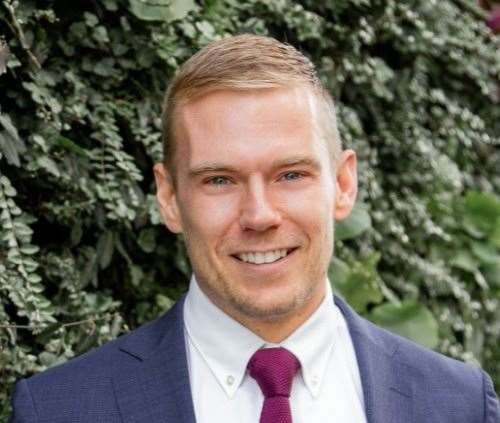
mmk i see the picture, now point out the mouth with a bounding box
[231,247,298,265]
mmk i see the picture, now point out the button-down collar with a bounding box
[183,275,340,399]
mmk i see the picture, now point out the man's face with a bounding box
[155,86,357,327]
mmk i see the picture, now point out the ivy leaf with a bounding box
[129,0,198,22]
[463,191,500,235]
[369,300,439,349]
[329,253,383,313]
[450,249,478,273]
[470,241,499,265]
[335,202,372,241]
[482,262,500,289]
[36,156,60,178]
[54,136,89,158]
[0,132,21,167]
[39,351,67,368]
[36,323,62,344]
[0,114,26,167]
[155,293,174,312]
[138,228,156,253]
[0,113,20,141]
[97,231,114,269]
[489,217,500,249]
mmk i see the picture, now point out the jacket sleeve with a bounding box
[8,379,38,423]
[483,370,500,423]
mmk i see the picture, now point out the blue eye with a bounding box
[281,172,302,181]
[207,176,230,186]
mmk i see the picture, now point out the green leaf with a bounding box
[329,253,383,313]
[54,136,89,158]
[0,114,20,141]
[110,314,124,337]
[39,351,66,368]
[369,300,439,349]
[97,231,114,269]
[155,293,174,311]
[335,202,371,241]
[470,241,499,265]
[129,264,144,286]
[36,323,62,344]
[129,0,197,22]
[36,156,60,178]
[489,217,500,249]
[482,262,500,289]
[103,0,119,11]
[71,222,83,246]
[463,191,500,234]
[450,249,478,273]
[20,245,39,255]
[138,228,156,253]
[0,131,26,167]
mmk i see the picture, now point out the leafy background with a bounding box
[0,0,499,419]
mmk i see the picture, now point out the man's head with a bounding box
[154,34,357,340]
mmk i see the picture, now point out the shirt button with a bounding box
[312,375,319,385]
[226,375,235,386]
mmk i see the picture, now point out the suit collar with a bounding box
[112,296,196,423]
[113,293,415,423]
[335,295,415,423]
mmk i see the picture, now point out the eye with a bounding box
[205,176,231,186]
[280,171,303,181]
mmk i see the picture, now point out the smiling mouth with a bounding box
[232,248,298,265]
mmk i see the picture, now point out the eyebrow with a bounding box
[187,155,322,178]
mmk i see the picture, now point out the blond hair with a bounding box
[161,34,341,174]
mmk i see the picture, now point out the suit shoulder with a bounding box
[364,316,484,389]
[25,306,176,392]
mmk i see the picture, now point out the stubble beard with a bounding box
[196,253,326,325]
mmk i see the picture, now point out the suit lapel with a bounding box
[112,297,196,423]
[335,296,415,423]
[110,291,416,423]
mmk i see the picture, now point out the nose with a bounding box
[239,180,282,231]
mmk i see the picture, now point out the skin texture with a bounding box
[154,86,357,342]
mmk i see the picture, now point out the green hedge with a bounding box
[1,0,499,418]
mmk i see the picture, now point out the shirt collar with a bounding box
[183,274,340,399]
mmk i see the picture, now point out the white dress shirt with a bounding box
[183,275,367,423]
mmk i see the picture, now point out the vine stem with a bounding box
[0,315,110,330]
[2,0,41,69]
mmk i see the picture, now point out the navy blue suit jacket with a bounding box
[10,296,500,422]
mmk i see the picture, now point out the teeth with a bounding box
[237,249,289,264]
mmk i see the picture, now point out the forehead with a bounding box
[175,87,327,172]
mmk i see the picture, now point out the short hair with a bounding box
[161,34,341,176]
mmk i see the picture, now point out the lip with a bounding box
[231,246,298,256]
[229,247,299,274]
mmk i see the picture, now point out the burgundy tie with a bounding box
[247,347,301,423]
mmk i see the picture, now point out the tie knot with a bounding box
[247,347,300,399]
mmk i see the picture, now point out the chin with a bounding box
[230,285,306,321]
[233,299,299,322]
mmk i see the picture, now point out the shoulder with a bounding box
[335,294,499,421]
[336,296,484,385]
[11,299,185,419]
[368,318,499,420]
[373,317,482,384]
[26,310,167,387]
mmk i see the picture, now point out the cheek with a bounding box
[181,193,240,242]
[279,187,333,229]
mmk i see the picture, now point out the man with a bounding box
[10,34,499,423]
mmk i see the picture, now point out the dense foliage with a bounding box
[0,0,499,418]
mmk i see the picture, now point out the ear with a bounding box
[334,149,358,221]
[153,163,183,234]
